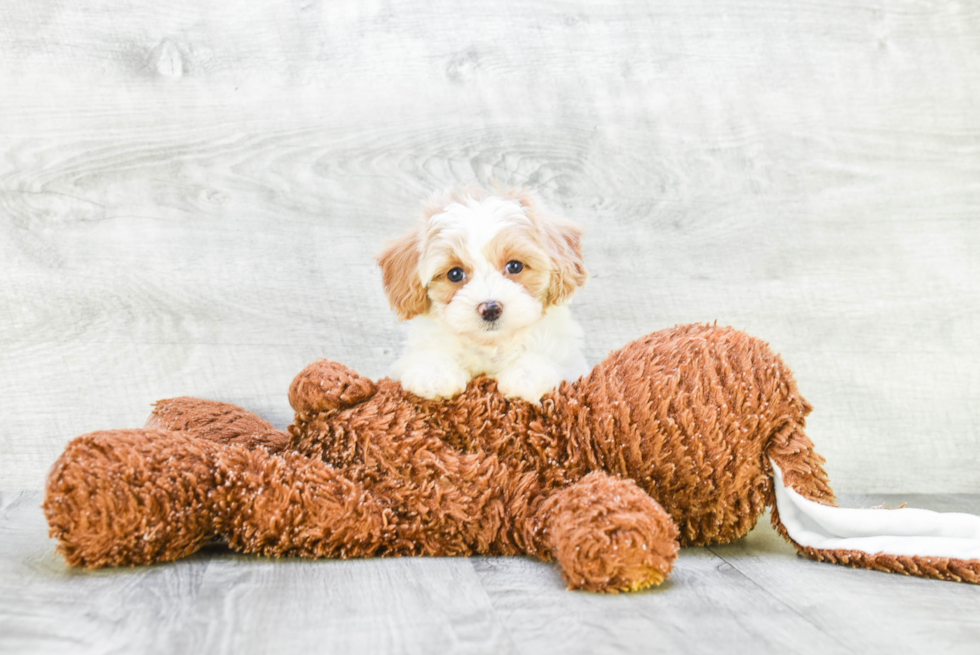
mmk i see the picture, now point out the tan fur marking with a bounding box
[510,191,589,305]
[377,229,429,320]
[427,263,469,305]
[483,229,552,301]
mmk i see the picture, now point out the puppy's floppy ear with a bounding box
[376,229,429,320]
[514,190,589,305]
[543,215,589,305]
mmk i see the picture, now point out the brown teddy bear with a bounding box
[43,323,980,592]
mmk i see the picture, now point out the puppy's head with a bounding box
[377,188,588,344]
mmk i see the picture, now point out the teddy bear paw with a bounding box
[539,472,680,592]
[289,360,377,415]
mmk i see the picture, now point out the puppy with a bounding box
[377,187,589,403]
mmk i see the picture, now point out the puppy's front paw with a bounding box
[496,363,562,404]
[398,361,469,400]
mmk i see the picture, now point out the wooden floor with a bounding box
[2,490,978,654]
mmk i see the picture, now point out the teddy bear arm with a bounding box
[288,359,378,416]
[214,444,545,561]
[208,448,402,559]
[530,472,680,592]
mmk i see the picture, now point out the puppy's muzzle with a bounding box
[478,301,503,322]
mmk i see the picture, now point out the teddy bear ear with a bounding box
[289,360,378,415]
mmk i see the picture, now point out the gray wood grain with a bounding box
[1,491,514,655]
[5,491,980,655]
[472,550,852,655]
[708,498,980,655]
[1,1,978,497]
[0,492,213,654]
[181,557,513,655]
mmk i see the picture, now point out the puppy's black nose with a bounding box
[478,300,503,322]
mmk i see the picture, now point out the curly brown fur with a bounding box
[45,429,402,567]
[290,324,821,550]
[794,546,980,583]
[45,429,221,567]
[534,472,680,592]
[43,323,978,590]
[148,397,290,452]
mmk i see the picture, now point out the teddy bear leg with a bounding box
[533,471,680,592]
[44,429,220,568]
[45,429,399,567]
[147,397,290,453]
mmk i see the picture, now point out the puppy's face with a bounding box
[378,189,588,345]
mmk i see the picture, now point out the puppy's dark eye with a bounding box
[505,260,524,274]
[447,267,466,283]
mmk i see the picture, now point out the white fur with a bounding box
[392,305,589,402]
[389,194,588,402]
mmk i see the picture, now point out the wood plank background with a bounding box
[1,0,978,492]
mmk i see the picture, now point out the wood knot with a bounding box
[146,39,184,78]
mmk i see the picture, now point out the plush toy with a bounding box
[44,324,980,591]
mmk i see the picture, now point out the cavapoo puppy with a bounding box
[377,187,589,402]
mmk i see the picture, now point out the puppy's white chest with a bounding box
[457,340,525,377]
